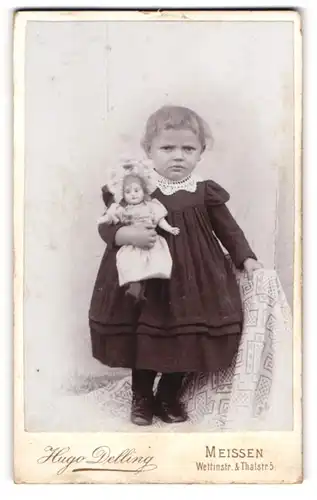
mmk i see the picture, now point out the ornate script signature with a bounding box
[37,446,158,475]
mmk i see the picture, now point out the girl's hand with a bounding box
[115,224,157,249]
[243,258,263,280]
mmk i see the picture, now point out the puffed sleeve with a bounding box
[150,198,168,224]
[98,185,124,248]
[205,179,230,205]
[205,180,257,269]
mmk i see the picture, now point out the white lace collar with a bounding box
[154,172,202,195]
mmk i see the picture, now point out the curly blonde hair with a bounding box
[141,105,213,153]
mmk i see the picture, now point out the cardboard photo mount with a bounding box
[13,9,302,484]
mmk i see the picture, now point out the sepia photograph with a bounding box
[14,9,302,483]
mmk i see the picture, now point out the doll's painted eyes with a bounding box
[124,184,142,194]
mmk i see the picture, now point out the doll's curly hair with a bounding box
[107,160,157,204]
[121,172,152,203]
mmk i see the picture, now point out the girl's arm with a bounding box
[99,221,155,248]
[157,218,180,236]
[207,203,257,269]
[98,187,124,248]
[115,225,157,248]
[98,221,122,248]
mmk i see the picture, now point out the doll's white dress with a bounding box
[116,199,172,286]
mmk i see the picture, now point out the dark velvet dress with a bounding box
[89,180,256,373]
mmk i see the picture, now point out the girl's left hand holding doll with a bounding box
[243,258,263,280]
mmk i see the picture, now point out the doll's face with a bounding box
[147,128,203,181]
[123,179,144,205]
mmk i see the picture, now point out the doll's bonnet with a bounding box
[107,159,157,203]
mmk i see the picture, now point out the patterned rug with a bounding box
[80,268,293,432]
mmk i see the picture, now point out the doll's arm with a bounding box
[150,199,180,235]
[157,217,180,236]
[97,212,114,225]
[97,203,122,225]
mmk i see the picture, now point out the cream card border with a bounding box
[13,9,302,484]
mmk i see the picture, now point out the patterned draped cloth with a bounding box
[84,268,292,432]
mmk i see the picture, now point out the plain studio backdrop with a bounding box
[23,20,294,430]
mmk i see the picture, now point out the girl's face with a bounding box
[147,128,203,181]
[123,179,144,205]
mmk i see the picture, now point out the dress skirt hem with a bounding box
[90,327,241,373]
[89,318,242,337]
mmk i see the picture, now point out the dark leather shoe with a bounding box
[154,396,188,423]
[130,394,153,426]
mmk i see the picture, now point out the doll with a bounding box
[98,161,180,300]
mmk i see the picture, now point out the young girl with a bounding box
[97,160,180,300]
[89,105,262,426]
